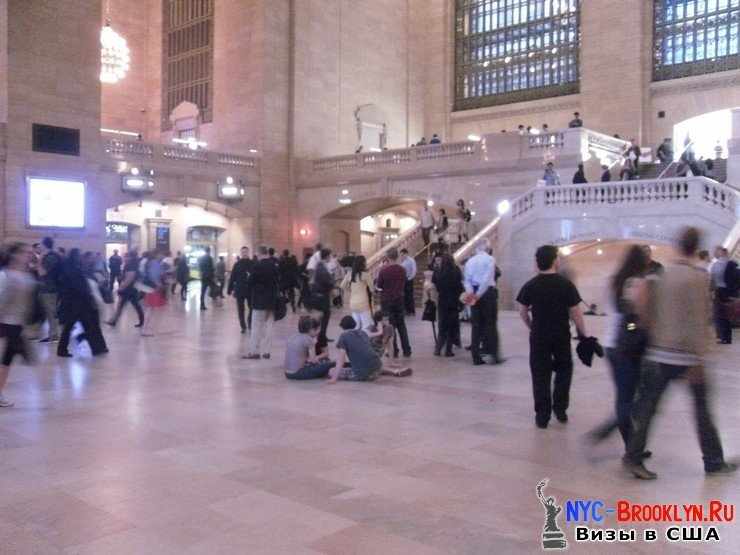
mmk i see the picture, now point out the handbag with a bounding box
[615,296,648,360]
[422,299,437,322]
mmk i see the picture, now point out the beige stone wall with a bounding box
[100,0,154,136]
[0,0,7,124]
[3,0,104,251]
[293,0,423,158]
[421,0,740,151]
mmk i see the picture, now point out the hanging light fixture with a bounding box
[100,1,130,84]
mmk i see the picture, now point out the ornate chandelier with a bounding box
[100,2,130,84]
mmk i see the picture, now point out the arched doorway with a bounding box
[673,108,736,161]
[319,197,458,258]
[105,197,253,268]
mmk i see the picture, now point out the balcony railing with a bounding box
[103,139,260,170]
[528,132,565,149]
[312,141,479,173]
[454,177,739,261]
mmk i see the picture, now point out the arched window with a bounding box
[162,0,215,129]
[653,0,740,81]
[454,0,581,111]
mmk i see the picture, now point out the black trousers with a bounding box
[625,362,725,471]
[314,295,331,350]
[471,288,499,362]
[437,302,460,354]
[235,295,252,332]
[404,279,415,315]
[109,272,121,293]
[111,289,144,325]
[281,285,296,312]
[714,288,733,343]
[383,301,411,356]
[529,332,573,424]
[177,280,188,300]
[422,227,432,246]
[59,311,108,356]
[200,278,213,307]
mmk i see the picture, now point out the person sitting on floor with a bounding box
[328,316,412,383]
[284,316,336,380]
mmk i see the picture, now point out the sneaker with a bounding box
[262,354,271,360]
[622,457,658,480]
[706,462,738,476]
[396,368,413,377]
[555,411,568,423]
[242,353,261,360]
[536,419,549,429]
[0,396,14,408]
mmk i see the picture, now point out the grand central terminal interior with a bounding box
[1,1,740,553]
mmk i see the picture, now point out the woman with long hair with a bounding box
[57,249,108,357]
[340,255,375,330]
[587,244,649,451]
[0,242,36,407]
[432,254,464,357]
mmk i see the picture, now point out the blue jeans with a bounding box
[285,360,335,380]
[626,362,725,471]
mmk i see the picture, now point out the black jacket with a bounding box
[248,258,279,310]
[573,170,588,184]
[198,254,215,281]
[228,258,253,298]
[58,264,97,323]
[278,255,299,289]
[433,266,464,310]
[724,260,739,297]
[312,262,334,296]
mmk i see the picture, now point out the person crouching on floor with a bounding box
[284,316,336,380]
[328,316,412,383]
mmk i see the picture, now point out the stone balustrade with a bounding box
[528,132,565,149]
[103,138,260,171]
[302,128,632,189]
[312,141,479,173]
[454,177,739,263]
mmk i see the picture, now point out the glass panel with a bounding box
[162,0,215,127]
[454,0,580,110]
[654,0,740,80]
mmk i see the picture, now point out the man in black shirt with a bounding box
[517,245,587,429]
[311,249,335,351]
[106,251,145,327]
[198,246,215,311]
[228,247,254,333]
[108,250,123,293]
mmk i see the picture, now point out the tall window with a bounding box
[454,0,580,111]
[162,0,214,129]
[654,0,740,81]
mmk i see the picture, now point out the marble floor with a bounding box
[1,291,739,554]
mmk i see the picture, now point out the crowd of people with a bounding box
[1,225,738,479]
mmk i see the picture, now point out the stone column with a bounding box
[579,0,650,143]
[727,108,740,188]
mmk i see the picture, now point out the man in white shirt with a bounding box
[709,246,737,345]
[306,243,323,276]
[463,240,502,365]
[420,205,436,247]
[400,249,418,316]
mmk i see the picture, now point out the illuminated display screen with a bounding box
[28,177,86,228]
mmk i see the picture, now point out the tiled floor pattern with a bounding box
[1,292,739,554]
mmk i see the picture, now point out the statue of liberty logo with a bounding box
[537,479,567,550]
